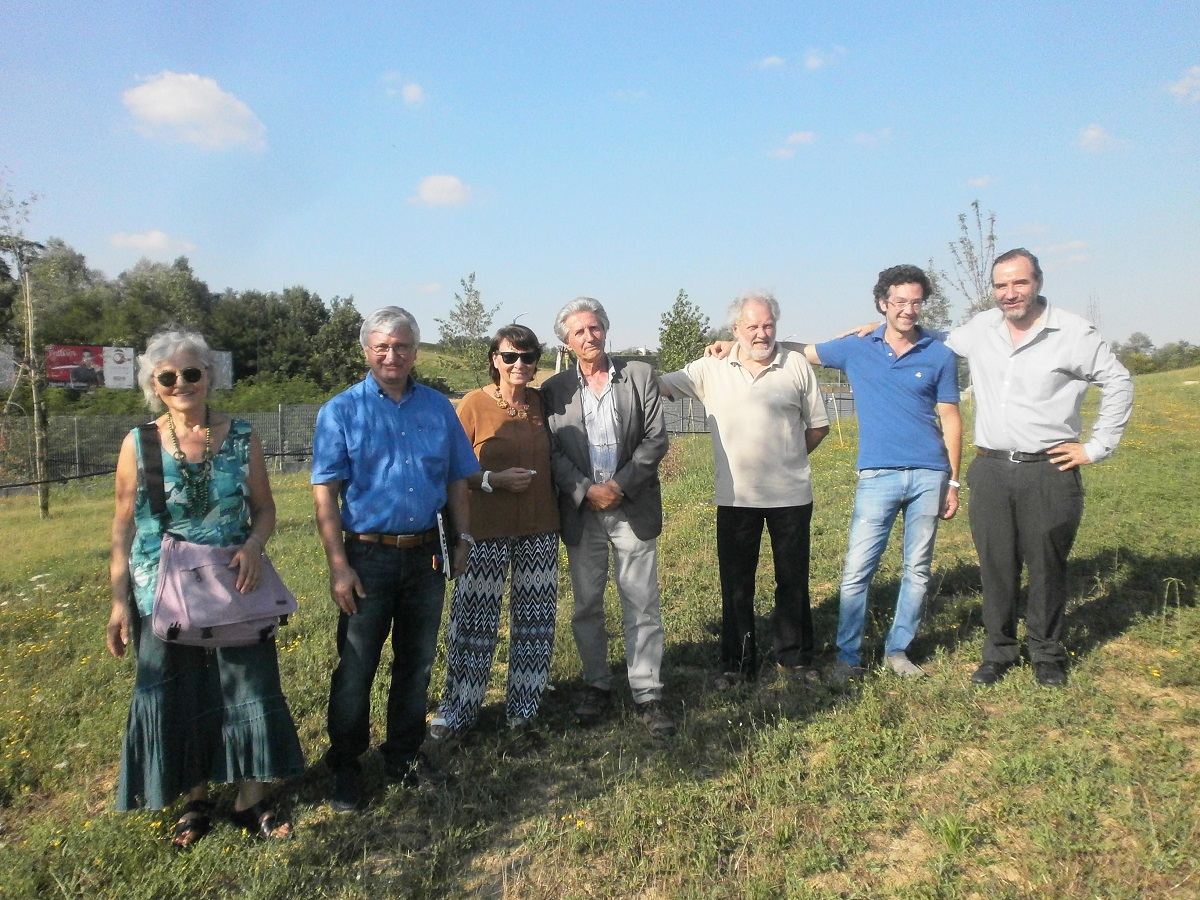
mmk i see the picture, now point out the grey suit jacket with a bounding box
[541,357,668,546]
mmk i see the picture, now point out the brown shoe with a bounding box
[574,686,612,725]
[635,699,676,737]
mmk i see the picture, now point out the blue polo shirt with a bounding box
[815,326,959,472]
[311,372,480,533]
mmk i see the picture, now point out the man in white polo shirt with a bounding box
[660,291,829,685]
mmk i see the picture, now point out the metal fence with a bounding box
[0,387,853,490]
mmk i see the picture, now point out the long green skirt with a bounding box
[116,615,305,811]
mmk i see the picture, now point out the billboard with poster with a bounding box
[103,347,136,389]
[45,345,105,390]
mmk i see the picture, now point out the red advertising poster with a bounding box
[45,345,105,390]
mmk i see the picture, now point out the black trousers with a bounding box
[716,504,814,676]
[967,454,1084,665]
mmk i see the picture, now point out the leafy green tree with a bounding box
[310,296,365,390]
[657,288,710,374]
[28,238,115,346]
[102,257,213,347]
[434,273,499,385]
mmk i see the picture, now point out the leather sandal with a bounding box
[231,799,292,840]
[172,798,215,850]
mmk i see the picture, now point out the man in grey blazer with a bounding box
[541,298,675,737]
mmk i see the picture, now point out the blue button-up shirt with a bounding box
[311,373,480,533]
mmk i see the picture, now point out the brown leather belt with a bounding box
[346,529,439,548]
[975,446,1051,463]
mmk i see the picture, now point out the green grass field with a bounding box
[0,368,1197,898]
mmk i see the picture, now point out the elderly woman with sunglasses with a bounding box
[106,326,303,848]
[430,324,561,739]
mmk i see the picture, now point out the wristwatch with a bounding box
[480,470,493,493]
[458,533,476,547]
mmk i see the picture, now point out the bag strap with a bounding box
[137,423,170,532]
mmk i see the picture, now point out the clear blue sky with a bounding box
[4,1,1198,351]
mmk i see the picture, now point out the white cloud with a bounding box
[417,282,443,294]
[757,56,785,69]
[1045,239,1087,253]
[769,131,816,158]
[409,175,472,207]
[804,46,846,70]
[967,175,992,187]
[1169,65,1200,102]
[381,73,425,106]
[852,127,891,146]
[1078,124,1123,152]
[110,229,196,255]
[123,72,266,151]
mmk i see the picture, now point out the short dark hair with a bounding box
[872,264,932,314]
[993,247,1043,288]
[486,324,543,384]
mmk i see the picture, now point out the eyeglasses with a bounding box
[497,351,539,365]
[155,367,205,387]
[887,299,924,310]
[369,342,415,357]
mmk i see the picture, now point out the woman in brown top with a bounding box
[431,325,560,738]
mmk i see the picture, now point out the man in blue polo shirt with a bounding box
[312,306,479,811]
[811,265,961,682]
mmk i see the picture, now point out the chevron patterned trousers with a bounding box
[436,531,559,731]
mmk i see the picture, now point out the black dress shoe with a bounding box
[329,769,362,813]
[1034,661,1068,687]
[971,660,1015,685]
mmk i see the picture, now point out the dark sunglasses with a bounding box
[497,351,539,365]
[155,367,205,387]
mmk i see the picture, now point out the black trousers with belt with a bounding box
[967,454,1084,665]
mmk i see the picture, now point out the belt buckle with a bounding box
[1007,450,1020,462]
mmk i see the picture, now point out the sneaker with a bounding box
[428,716,453,741]
[830,659,866,685]
[635,699,677,737]
[884,652,928,678]
[387,752,454,789]
[573,686,612,725]
[329,769,362,813]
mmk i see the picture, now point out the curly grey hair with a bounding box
[360,306,421,346]
[727,291,781,331]
[553,297,610,343]
[137,326,216,412]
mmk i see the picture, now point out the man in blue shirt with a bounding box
[312,307,478,811]
[811,265,961,681]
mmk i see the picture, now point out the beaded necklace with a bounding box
[165,405,213,517]
[492,386,530,418]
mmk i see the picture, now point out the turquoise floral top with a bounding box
[128,419,254,616]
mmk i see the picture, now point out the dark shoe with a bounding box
[329,769,362,812]
[171,798,214,850]
[714,671,747,691]
[231,799,292,840]
[777,662,822,684]
[830,660,865,685]
[635,700,676,737]
[971,661,1015,686]
[389,752,454,789]
[1034,661,1068,687]
[574,686,612,725]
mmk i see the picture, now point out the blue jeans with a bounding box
[836,468,947,667]
[325,539,445,773]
